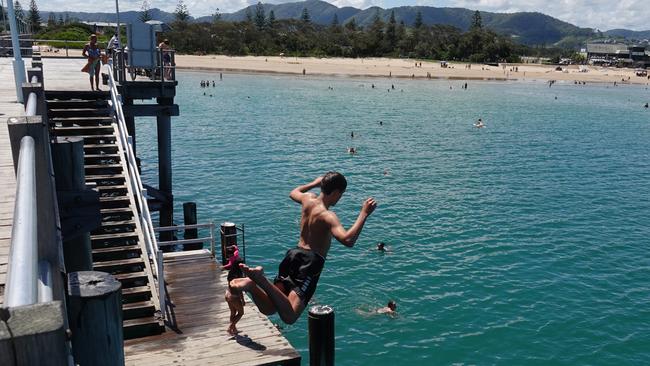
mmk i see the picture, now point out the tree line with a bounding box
[166,5,523,63]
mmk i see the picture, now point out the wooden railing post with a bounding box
[0,301,68,365]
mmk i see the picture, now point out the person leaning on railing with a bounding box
[158,39,173,80]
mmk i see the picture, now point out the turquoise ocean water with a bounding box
[136,72,650,365]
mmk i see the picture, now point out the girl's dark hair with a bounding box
[321,171,347,195]
[227,258,244,283]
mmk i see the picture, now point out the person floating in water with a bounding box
[377,242,390,252]
[230,172,377,324]
[225,258,245,335]
[474,118,485,128]
[377,300,397,315]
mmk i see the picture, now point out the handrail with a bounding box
[155,222,216,256]
[104,64,160,279]
[4,136,38,307]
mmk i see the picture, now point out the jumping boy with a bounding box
[230,172,377,324]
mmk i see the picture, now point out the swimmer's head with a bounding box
[321,171,347,197]
[387,300,396,311]
[377,242,385,250]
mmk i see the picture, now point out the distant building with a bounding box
[586,43,649,67]
[80,22,118,35]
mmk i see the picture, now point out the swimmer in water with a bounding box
[377,300,397,315]
[474,118,485,128]
[376,242,389,252]
[348,147,357,155]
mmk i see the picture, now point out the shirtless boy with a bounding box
[230,171,377,324]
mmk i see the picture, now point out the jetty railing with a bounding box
[4,136,38,306]
[155,223,217,255]
[2,51,70,365]
[104,64,164,313]
[4,57,56,306]
[112,47,176,83]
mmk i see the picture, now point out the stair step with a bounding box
[84,144,118,150]
[85,154,120,159]
[123,300,156,320]
[86,164,123,170]
[91,232,138,241]
[98,219,135,226]
[93,257,144,273]
[93,244,141,261]
[86,174,125,181]
[122,286,153,304]
[123,317,164,340]
[67,134,116,142]
[49,108,111,118]
[46,90,110,100]
[100,207,133,215]
[122,285,151,298]
[47,99,109,109]
[95,184,127,193]
[113,271,148,284]
[52,125,114,136]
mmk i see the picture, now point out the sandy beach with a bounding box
[174,55,650,85]
[38,48,650,85]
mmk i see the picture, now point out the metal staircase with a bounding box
[46,90,165,340]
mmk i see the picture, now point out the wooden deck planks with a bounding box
[124,250,301,365]
[0,58,22,307]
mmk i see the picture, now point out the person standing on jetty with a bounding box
[81,34,102,91]
[230,172,377,324]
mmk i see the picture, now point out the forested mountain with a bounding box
[35,0,648,46]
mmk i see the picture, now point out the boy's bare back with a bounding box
[298,195,335,258]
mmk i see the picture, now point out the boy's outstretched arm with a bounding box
[289,176,322,203]
[329,198,377,247]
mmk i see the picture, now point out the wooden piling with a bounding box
[67,271,124,366]
[52,137,93,272]
[183,202,201,251]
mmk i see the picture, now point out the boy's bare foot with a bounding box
[239,263,266,284]
[229,278,254,292]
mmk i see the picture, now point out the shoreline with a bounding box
[175,55,650,86]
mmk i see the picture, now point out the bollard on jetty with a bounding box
[220,222,237,265]
[67,271,124,366]
[309,305,335,366]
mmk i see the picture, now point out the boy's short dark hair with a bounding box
[321,171,347,195]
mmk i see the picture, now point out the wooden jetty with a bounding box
[125,249,300,365]
[0,55,301,365]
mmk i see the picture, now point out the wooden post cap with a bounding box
[67,271,121,298]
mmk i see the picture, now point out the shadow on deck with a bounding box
[124,249,301,366]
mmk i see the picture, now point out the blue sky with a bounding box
[33,0,649,31]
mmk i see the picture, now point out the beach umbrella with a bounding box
[145,20,172,32]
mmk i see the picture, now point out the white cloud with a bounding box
[34,0,650,30]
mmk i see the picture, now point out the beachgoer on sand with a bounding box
[81,34,102,91]
[230,172,377,324]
